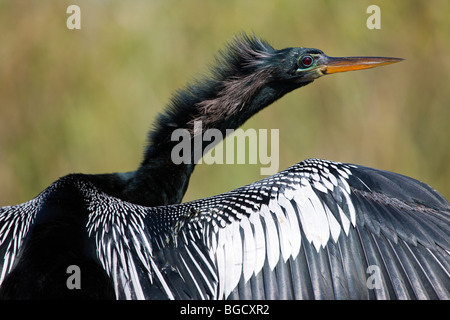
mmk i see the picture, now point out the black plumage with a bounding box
[0,34,448,299]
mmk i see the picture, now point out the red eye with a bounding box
[301,55,313,67]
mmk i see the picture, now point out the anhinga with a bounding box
[0,34,448,300]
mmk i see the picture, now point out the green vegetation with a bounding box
[1,0,449,205]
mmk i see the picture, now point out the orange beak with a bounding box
[321,56,403,74]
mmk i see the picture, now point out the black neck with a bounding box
[123,80,299,207]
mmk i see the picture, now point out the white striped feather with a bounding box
[179,248,204,299]
[248,207,266,275]
[269,199,291,262]
[323,204,341,242]
[215,236,226,299]
[239,216,256,282]
[338,205,351,235]
[277,193,301,258]
[202,162,356,299]
[0,196,43,285]
[149,255,175,300]
[190,240,217,295]
[260,204,280,269]
[85,189,178,300]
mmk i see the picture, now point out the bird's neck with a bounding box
[120,77,298,207]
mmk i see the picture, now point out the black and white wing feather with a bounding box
[0,190,49,285]
[86,158,450,300]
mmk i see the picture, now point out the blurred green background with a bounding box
[0,0,449,206]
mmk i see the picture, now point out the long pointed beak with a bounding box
[321,55,403,74]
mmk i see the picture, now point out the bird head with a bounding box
[272,46,403,85]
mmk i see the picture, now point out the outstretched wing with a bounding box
[86,158,450,300]
[4,158,447,299]
[174,158,450,299]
